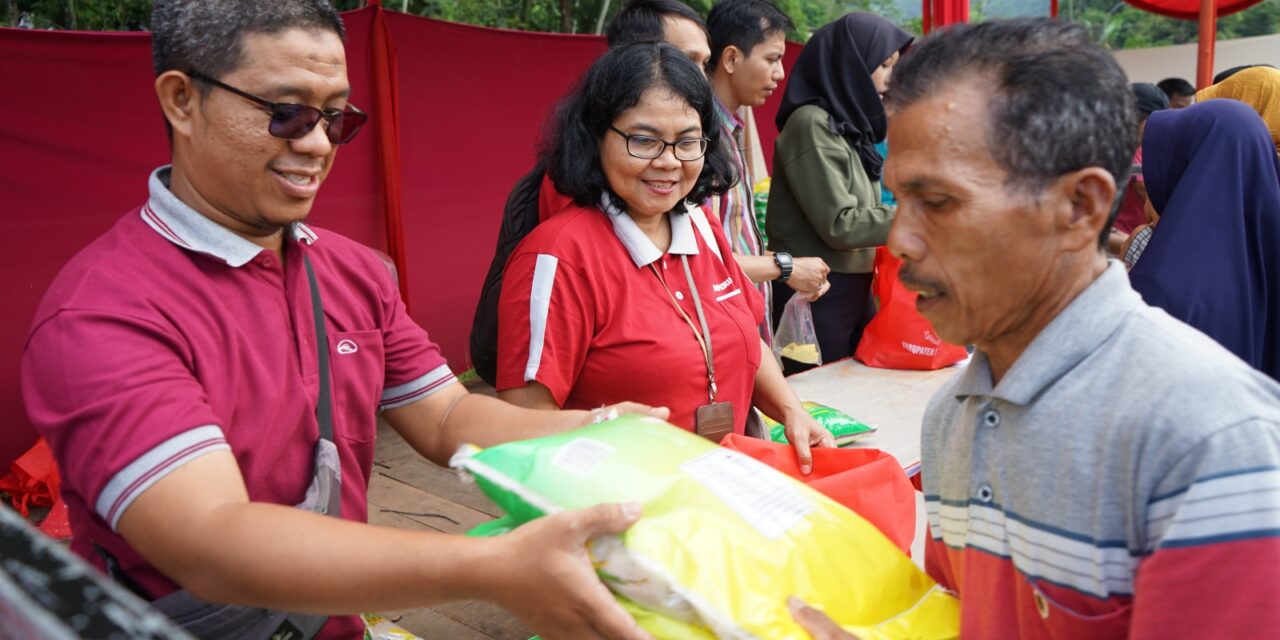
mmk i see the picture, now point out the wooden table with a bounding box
[366,418,533,639]
[784,356,963,476]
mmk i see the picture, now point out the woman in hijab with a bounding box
[1197,65,1280,153]
[1129,99,1280,380]
[1111,83,1168,239]
[765,13,912,371]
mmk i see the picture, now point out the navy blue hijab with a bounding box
[1129,99,1280,380]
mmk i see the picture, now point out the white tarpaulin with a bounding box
[1112,32,1280,84]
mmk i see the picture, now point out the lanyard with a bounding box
[650,255,718,403]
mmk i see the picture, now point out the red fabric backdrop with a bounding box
[0,8,797,467]
[1123,0,1262,20]
[0,9,384,467]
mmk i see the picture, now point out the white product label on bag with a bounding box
[680,449,814,539]
[551,438,616,479]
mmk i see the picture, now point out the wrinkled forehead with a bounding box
[885,80,1009,192]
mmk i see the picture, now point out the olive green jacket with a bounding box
[765,105,895,273]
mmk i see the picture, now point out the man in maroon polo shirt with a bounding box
[20,2,662,639]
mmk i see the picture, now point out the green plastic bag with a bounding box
[761,401,877,446]
[753,177,770,244]
[452,414,957,639]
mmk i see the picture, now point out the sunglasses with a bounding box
[188,70,368,145]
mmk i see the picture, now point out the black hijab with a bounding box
[776,13,912,182]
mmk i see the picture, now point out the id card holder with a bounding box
[695,401,735,443]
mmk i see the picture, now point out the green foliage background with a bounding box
[4,0,1278,49]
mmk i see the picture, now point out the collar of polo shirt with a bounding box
[599,193,700,268]
[142,166,318,268]
[951,261,1138,406]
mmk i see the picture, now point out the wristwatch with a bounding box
[773,251,793,282]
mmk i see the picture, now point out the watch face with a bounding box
[774,252,793,281]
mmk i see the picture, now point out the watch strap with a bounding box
[774,251,794,282]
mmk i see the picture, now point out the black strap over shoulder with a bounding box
[303,252,334,443]
[469,162,547,387]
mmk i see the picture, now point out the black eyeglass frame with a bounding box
[187,69,368,145]
[608,126,710,162]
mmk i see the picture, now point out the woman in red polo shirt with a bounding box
[496,42,833,471]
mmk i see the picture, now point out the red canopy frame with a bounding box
[1124,0,1264,89]
[922,0,970,34]
[1123,0,1259,20]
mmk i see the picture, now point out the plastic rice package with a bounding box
[773,296,823,367]
[761,401,877,446]
[451,414,958,640]
[361,614,421,640]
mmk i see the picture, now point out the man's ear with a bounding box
[721,45,742,74]
[1053,167,1117,251]
[155,70,198,140]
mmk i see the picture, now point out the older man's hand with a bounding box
[789,597,860,640]
[578,402,671,427]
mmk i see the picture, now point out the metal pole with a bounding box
[1196,0,1216,89]
[923,0,931,34]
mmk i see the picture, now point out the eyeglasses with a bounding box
[188,70,368,145]
[609,126,709,161]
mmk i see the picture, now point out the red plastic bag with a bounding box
[721,434,916,554]
[855,247,968,370]
[0,437,71,539]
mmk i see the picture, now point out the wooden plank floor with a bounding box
[367,414,532,640]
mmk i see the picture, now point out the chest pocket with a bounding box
[1023,577,1132,640]
[328,329,384,443]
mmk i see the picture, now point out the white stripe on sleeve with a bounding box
[379,364,457,411]
[525,254,560,382]
[97,425,230,530]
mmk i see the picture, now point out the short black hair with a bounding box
[1132,82,1169,120]
[606,0,707,48]
[152,0,345,82]
[888,18,1136,248]
[707,0,793,71]
[542,43,736,210]
[1157,77,1196,99]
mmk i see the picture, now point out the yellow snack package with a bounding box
[451,414,958,639]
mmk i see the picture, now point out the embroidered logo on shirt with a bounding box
[336,339,359,355]
[712,276,734,292]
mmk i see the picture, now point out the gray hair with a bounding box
[151,0,346,82]
[888,19,1135,200]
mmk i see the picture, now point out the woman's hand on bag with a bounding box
[784,409,835,475]
[789,597,860,639]
[578,402,671,427]
[787,257,831,300]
